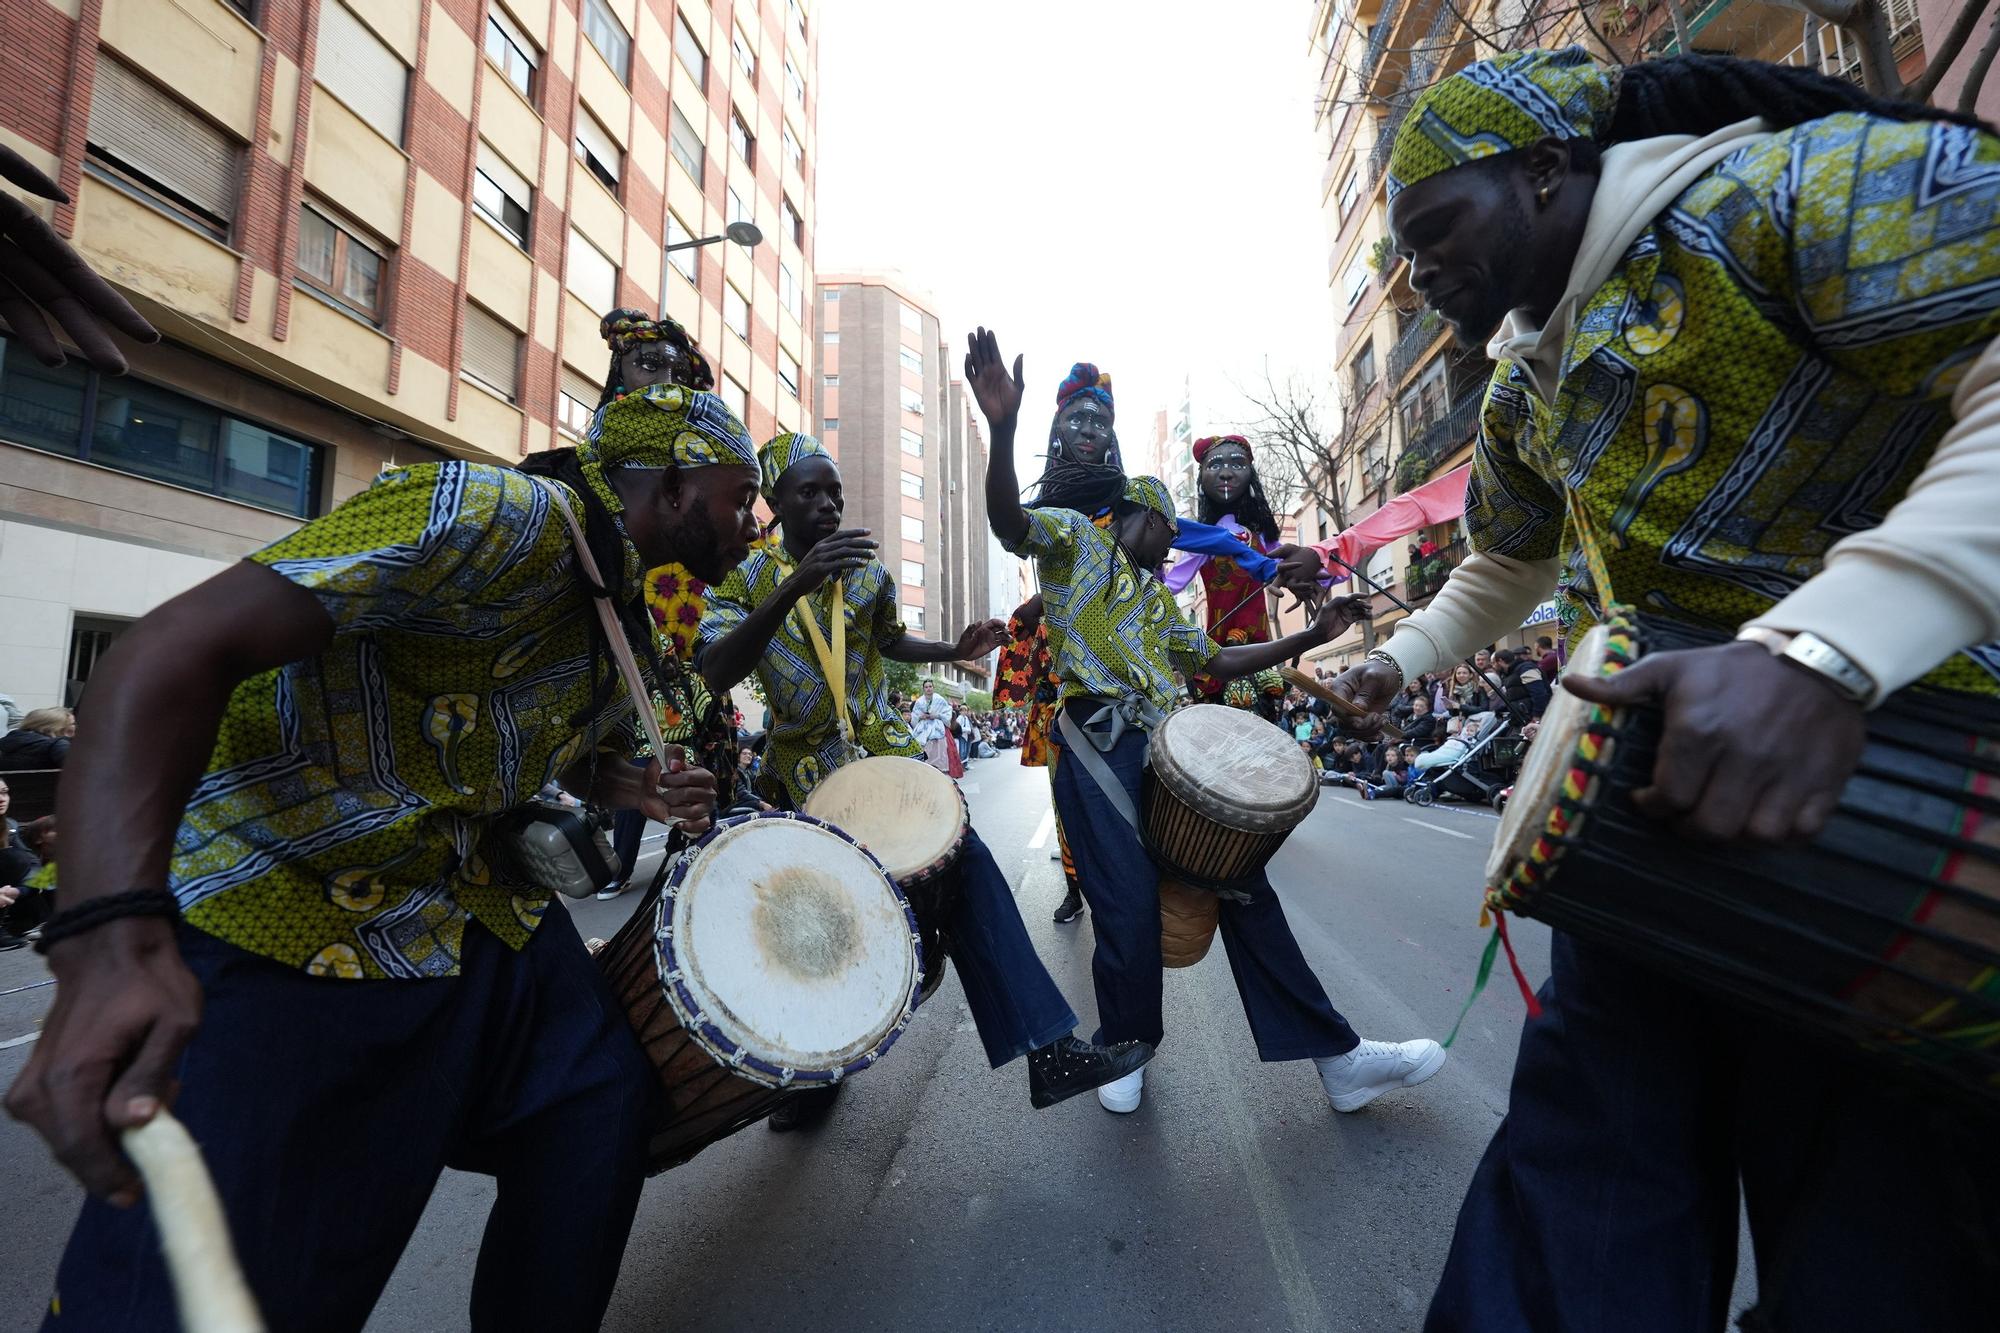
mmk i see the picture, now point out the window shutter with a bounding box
[462,304,520,399]
[316,1,409,146]
[564,366,601,409]
[478,143,531,211]
[88,59,239,222]
[574,109,621,183]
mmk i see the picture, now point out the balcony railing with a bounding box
[1406,535,1468,601]
[1387,310,1444,386]
[1394,387,1483,487]
[1361,0,1402,76]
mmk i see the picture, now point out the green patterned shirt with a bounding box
[1467,114,2000,691]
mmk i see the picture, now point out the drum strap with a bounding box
[1054,694,1164,829]
[790,577,858,754]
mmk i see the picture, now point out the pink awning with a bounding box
[1310,463,1471,573]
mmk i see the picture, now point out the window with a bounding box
[900,385,924,415]
[724,284,749,340]
[574,107,621,192]
[730,110,755,168]
[727,186,751,226]
[558,369,599,439]
[0,336,90,457]
[315,1,408,144]
[669,106,705,184]
[899,302,924,333]
[823,286,839,301]
[1354,339,1377,390]
[900,468,924,498]
[674,12,708,90]
[787,0,807,37]
[781,195,803,245]
[905,604,923,632]
[731,24,757,80]
[1342,259,1368,311]
[85,58,239,238]
[473,144,531,245]
[462,303,521,399]
[665,212,699,285]
[822,330,839,343]
[901,515,924,544]
[901,560,924,588]
[899,346,923,376]
[784,58,805,105]
[66,615,130,707]
[295,203,386,322]
[779,262,801,320]
[566,228,617,312]
[823,374,838,386]
[485,8,538,98]
[1337,169,1360,219]
[823,417,838,432]
[778,348,799,397]
[781,121,803,171]
[583,0,630,82]
[899,427,922,457]
[720,375,747,418]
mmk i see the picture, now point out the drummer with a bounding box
[696,432,1154,1129]
[6,383,757,1328]
[1314,48,2000,1329]
[966,328,1450,1117]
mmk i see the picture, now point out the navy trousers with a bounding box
[1050,710,1359,1060]
[45,911,656,1333]
[943,827,1079,1067]
[1425,931,2000,1333]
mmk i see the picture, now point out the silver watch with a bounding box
[1735,627,1874,703]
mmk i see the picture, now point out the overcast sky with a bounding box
[814,0,1337,484]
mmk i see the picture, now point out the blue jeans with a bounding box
[1051,708,1359,1061]
[44,912,656,1333]
[1425,931,2000,1333]
[945,827,1079,1067]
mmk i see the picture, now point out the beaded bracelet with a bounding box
[33,890,181,955]
[1364,648,1406,691]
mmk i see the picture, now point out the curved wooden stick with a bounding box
[122,1112,265,1332]
[1279,667,1406,739]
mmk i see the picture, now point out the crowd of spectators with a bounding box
[0,705,67,950]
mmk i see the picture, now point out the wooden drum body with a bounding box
[1143,705,1320,967]
[1489,613,2000,1107]
[598,811,922,1172]
[804,755,969,1002]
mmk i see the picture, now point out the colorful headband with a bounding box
[1192,434,1252,466]
[1056,362,1114,414]
[1387,47,1615,200]
[599,308,715,391]
[578,383,758,514]
[1122,475,1178,531]
[758,431,832,503]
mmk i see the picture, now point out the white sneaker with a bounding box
[1315,1038,1446,1113]
[1097,1065,1144,1113]
[593,881,625,901]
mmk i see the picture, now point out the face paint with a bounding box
[621,340,698,391]
[1055,402,1115,465]
[1199,442,1253,506]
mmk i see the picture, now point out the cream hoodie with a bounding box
[1380,121,2000,705]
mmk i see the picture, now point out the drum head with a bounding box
[1149,704,1318,833]
[1486,625,1612,884]
[662,813,918,1086]
[803,756,968,881]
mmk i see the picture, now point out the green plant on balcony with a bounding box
[1370,235,1398,279]
[1394,448,1430,491]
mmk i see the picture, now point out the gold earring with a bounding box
[1537,185,1551,206]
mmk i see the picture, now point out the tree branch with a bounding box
[1905,0,1995,104]
[1954,8,2000,115]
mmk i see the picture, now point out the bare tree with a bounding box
[1232,367,1367,541]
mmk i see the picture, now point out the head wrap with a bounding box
[758,432,832,504]
[1386,47,1615,200]
[1192,434,1252,466]
[1056,362,1114,414]
[1121,475,1179,532]
[599,308,715,390]
[578,383,757,514]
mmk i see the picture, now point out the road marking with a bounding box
[1,1031,39,1051]
[1402,817,1476,841]
[1027,810,1054,849]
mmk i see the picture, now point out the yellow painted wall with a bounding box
[342,0,420,65]
[71,179,237,328]
[101,0,262,140]
[467,219,534,328]
[424,0,478,107]
[479,64,543,181]
[409,168,466,277]
[304,88,407,241]
[568,173,625,261]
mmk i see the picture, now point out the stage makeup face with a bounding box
[1199,440,1252,508]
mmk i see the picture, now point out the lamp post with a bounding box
[666,220,764,253]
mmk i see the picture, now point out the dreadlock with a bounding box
[1196,469,1281,546]
[1608,52,1992,144]
[1026,453,1127,515]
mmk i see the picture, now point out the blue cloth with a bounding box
[1424,931,2000,1333]
[942,827,1079,1067]
[1049,704,1359,1059]
[1168,517,1279,583]
[43,913,655,1332]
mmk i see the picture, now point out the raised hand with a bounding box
[1269,544,1326,600]
[785,529,876,598]
[1313,595,1373,642]
[963,327,1024,430]
[954,618,1010,659]
[0,144,159,371]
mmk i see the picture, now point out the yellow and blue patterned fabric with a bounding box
[1008,508,1221,711]
[1121,475,1179,531]
[758,431,831,503]
[1465,113,2000,691]
[36,463,654,979]
[696,549,920,805]
[1387,47,1615,200]
[575,382,756,516]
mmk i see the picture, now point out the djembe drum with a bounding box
[1487,612,2000,1107]
[597,811,923,1172]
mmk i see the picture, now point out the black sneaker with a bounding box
[0,932,25,952]
[767,1082,843,1133]
[1026,1035,1155,1109]
[1052,885,1085,924]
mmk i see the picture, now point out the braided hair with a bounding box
[1607,52,1990,145]
[1027,453,1126,515]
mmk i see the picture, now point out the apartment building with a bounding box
[812,272,990,692]
[0,0,817,709]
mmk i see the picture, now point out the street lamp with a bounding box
[667,220,764,253]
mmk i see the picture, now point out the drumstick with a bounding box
[1280,666,1405,740]
[122,1111,265,1333]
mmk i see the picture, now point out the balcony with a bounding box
[1360,0,1403,79]
[1394,386,1482,488]
[1387,309,1445,387]
[1406,535,1467,600]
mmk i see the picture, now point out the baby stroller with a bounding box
[1403,712,1524,810]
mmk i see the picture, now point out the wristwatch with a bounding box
[1734,627,1875,704]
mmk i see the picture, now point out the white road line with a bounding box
[1027,810,1055,849]
[1402,816,1476,841]
[1,1031,39,1051]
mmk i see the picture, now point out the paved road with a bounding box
[0,757,1751,1330]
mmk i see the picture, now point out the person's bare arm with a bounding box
[1204,597,1371,679]
[699,532,876,695]
[966,328,1029,548]
[5,561,334,1206]
[884,618,1009,664]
